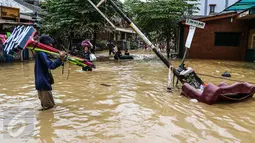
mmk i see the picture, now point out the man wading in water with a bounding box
[35,35,66,110]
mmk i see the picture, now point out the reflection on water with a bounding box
[0,50,255,142]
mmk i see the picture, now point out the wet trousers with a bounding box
[38,90,55,110]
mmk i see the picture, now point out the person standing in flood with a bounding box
[108,40,115,55]
[35,35,66,110]
[81,40,93,71]
[159,43,162,51]
[162,42,165,52]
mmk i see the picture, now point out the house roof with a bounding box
[14,0,41,13]
[0,0,31,13]
[0,0,41,14]
[180,15,207,21]
[180,12,239,24]
[0,20,35,25]
[224,0,255,11]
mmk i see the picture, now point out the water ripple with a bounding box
[0,52,255,142]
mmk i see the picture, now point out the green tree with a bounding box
[41,0,122,51]
[123,0,198,58]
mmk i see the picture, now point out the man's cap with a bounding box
[39,35,54,45]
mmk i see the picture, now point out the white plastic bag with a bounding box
[90,54,97,61]
[190,99,198,103]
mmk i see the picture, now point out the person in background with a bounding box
[162,42,165,51]
[81,40,93,71]
[124,49,130,55]
[35,35,66,110]
[144,43,148,50]
[114,48,122,60]
[108,40,115,55]
[159,43,163,51]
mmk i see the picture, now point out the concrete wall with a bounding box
[182,17,247,60]
[186,0,239,16]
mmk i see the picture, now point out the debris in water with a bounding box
[167,87,172,93]
[190,99,198,103]
[222,71,231,77]
[101,83,111,87]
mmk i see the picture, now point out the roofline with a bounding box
[0,21,35,25]
[13,0,42,12]
[180,12,238,24]
[223,0,241,11]
[198,12,238,22]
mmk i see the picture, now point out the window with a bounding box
[214,32,241,46]
[209,4,216,14]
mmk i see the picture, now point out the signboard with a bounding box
[238,10,249,18]
[185,19,205,29]
[184,19,206,48]
[185,26,196,48]
[0,6,20,19]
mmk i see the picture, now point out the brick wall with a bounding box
[182,17,247,60]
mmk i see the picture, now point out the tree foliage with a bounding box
[123,0,198,57]
[41,0,122,48]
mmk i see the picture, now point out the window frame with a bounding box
[209,4,216,14]
[214,32,241,47]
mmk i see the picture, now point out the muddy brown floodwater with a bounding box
[0,50,255,143]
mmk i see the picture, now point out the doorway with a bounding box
[248,29,255,49]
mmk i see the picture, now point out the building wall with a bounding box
[182,17,247,60]
[0,0,33,13]
[205,0,238,15]
[186,0,238,16]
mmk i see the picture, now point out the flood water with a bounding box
[0,50,255,143]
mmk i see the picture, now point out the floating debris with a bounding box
[222,71,231,77]
[190,99,198,103]
[101,83,112,87]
